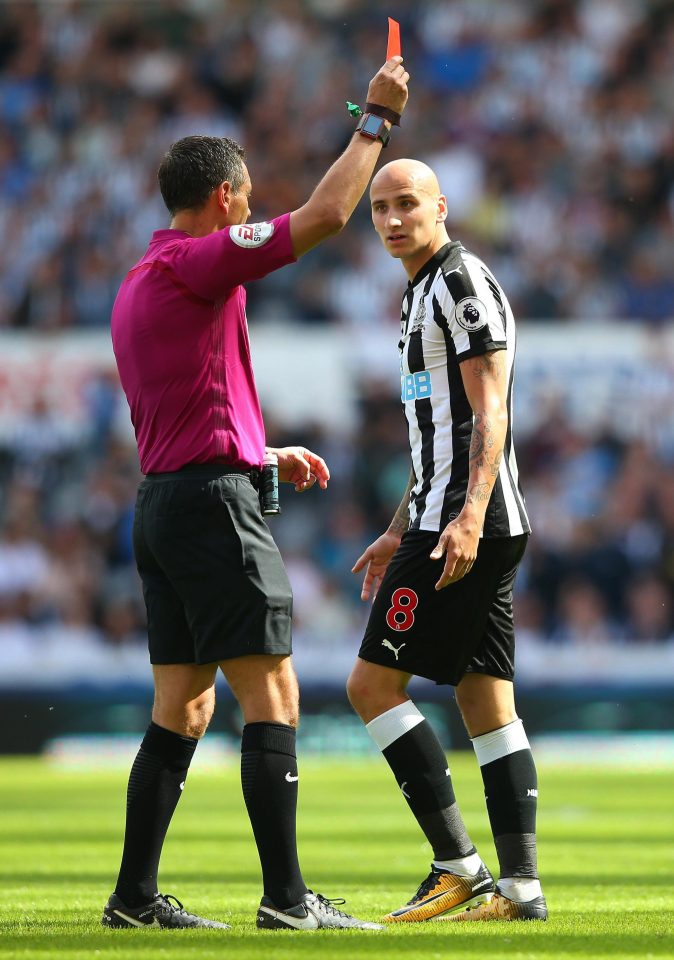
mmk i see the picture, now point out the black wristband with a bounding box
[365,101,401,126]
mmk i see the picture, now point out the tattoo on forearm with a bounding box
[463,351,506,512]
[469,416,485,460]
[468,412,503,492]
[389,470,415,537]
[467,482,490,503]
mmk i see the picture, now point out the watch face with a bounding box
[362,114,384,136]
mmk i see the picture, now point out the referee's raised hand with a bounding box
[272,445,330,492]
[288,54,410,258]
[366,55,409,117]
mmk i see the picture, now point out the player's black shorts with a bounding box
[133,465,293,665]
[359,531,528,686]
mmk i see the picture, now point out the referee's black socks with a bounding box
[240,722,307,909]
[472,718,542,901]
[366,702,476,862]
[115,721,197,907]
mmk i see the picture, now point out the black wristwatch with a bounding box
[355,112,391,147]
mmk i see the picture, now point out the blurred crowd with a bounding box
[1,0,674,329]
[2,369,674,687]
[1,0,674,684]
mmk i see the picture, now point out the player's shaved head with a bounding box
[370,158,450,278]
[370,159,441,199]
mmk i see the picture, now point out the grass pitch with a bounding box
[1,753,672,959]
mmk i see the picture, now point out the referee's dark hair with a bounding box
[158,135,246,215]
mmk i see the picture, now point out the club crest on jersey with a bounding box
[230,221,275,248]
[411,298,427,333]
[454,297,488,332]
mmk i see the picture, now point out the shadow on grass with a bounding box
[1,920,672,958]
[3,870,673,889]
[0,827,249,845]
[539,834,674,846]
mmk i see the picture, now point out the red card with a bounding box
[387,17,401,59]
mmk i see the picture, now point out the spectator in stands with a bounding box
[0,0,673,328]
[1,0,674,685]
[551,580,620,646]
[624,573,674,643]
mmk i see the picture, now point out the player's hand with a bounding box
[430,518,480,590]
[366,56,409,116]
[352,531,401,601]
[272,446,330,493]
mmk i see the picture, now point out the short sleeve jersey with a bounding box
[111,215,295,473]
[399,241,530,538]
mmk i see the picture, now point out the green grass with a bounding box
[1,754,673,959]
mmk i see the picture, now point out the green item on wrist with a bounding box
[346,101,363,118]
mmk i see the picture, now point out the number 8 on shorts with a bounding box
[385,587,419,632]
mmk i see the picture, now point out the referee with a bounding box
[347,159,547,923]
[102,59,408,931]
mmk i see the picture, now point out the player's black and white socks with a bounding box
[472,718,542,901]
[366,702,476,862]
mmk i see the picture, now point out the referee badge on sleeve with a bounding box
[230,221,275,248]
[454,297,488,332]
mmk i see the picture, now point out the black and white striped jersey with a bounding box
[399,241,530,538]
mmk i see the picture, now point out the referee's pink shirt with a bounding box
[111,214,296,474]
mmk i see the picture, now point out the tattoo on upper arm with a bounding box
[471,352,502,380]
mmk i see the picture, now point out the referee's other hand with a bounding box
[273,446,330,492]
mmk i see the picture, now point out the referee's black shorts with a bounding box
[358,531,528,686]
[133,465,293,665]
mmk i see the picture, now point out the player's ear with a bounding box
[437,194,448,223]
